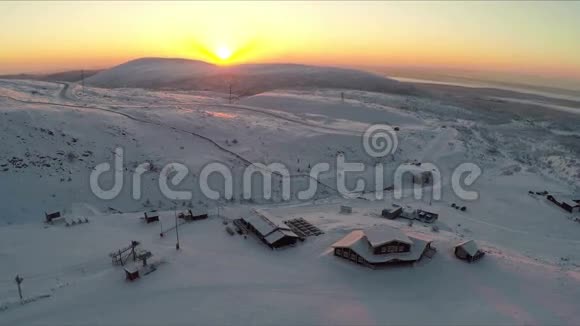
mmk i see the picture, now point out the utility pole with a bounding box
[14,274,23,301]
[174,209,180,250]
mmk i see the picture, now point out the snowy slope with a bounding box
[86,58,216,88]
[0,78,579,325]
[1,79,578,224]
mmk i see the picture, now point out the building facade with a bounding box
[331,227,433,268]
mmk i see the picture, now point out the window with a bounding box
[381,247,387,253]
[335,248,342,256]
[350,253,357,261]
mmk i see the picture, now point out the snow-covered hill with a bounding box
[86,58,215,88]
[86,58,412,95]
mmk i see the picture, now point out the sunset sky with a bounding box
[1,1,580,85]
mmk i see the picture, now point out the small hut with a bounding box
[124,267,140,281]
[45,211,63,223]
[416,209,439,223]
[381,207,402,220]
[454,240,485,262]
[340,205,352,214]
[143,212,159,224]
[178,209,208,221]
[546,195,580,214]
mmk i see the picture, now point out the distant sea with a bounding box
[390,76,580,103]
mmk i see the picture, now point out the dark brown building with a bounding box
[381,207,402,220]
[454,240,485,263]
[546,195,580,214]
[331,227,434,268]
[242,213,299,249]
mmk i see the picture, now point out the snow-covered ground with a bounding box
[0,201,579,325]
[0,77,579,325]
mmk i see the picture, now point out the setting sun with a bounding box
[216,45,232,61]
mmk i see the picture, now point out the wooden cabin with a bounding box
[381,207,402,220]
[179,209,208,221]
[546,195,580,214]
[331,227,434,268]
[454,240,485,263]
[340,205,352,214]
[45,211,62,223]
[143,212,159,224]
[241,212,299,249]
[124,267,140,281]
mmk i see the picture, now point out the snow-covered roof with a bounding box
[364,228,413,247]
[548,194,580,207]
[278,228,299,237]
[244,215,278,236]
[188,207,208,215]
[331,230,365,248]
[332,229,430,264]
[124,266,139,273]
[455,240,480,257]
[562,197,580,207]
[243,214,298,239]
[264,230,289,245]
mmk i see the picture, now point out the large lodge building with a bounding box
[331,227,433,268]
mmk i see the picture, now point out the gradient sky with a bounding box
[1,1,580,84]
